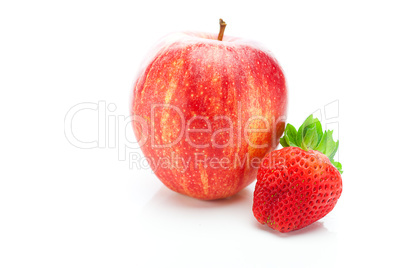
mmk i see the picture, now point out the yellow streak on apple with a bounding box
[160,52,193,196]
[199,163,209,196]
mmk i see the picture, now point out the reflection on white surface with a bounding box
[135,184,338,268]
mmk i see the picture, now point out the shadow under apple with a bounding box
[139,185,256,230]
[139,183,334,239]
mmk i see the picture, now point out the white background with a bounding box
[1,0,401,267]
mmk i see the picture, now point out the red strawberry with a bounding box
[253,115,343,233]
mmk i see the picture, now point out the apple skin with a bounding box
[132,32,287,200]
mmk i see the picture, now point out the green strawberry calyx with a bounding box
[279,115,343,174]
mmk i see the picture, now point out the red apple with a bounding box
[131,20,287,200]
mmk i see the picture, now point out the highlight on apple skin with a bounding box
[131,21,287,200]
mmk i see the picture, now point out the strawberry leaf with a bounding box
[331,160,343,174]
[280,123,298,147]
[280,115,342,174]
[315,131,328,153]
[279,137,288,148]
[303,125,318,150]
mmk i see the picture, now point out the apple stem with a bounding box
[218,19,227,41]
